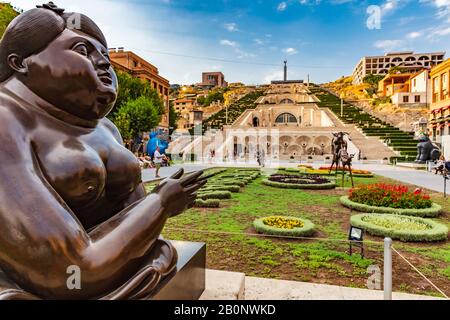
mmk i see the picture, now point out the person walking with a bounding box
[154,146,164,178]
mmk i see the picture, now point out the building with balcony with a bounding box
[109,48,170,130]
[352,51,445,85]
[429,58,450,156]
[378,70,429,108]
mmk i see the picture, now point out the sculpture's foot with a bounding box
[100,238,178,300]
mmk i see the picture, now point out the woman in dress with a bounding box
[0,2,205,299]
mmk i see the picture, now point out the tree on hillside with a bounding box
[363,74,384,86]
[168,101,179,134]
[109,71,164,119]
[114,96,162,140]
[0,3,19,37]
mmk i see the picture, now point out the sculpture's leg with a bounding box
[100,238,177,300]
[348,165,354,188]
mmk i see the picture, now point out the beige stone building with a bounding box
[352,51,445,85]
[109,48,170,129]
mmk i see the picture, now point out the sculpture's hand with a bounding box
[152,169,207,217]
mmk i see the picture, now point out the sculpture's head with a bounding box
[0,2,117,120]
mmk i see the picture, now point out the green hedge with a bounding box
[340,196,442,218]
[195,199,220,208]
[350,214,448,242]
[202,185,241,193]
[253,216,315,237]
[262,179,336,190]
[198,191,232,200]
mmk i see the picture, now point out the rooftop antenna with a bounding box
[284,60,287,81]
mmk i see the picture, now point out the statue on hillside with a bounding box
[415,132,441,164]
[0,2,205,300]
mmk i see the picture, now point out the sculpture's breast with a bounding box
[37,139,107,210]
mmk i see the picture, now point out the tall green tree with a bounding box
[109,71,164,119]
[114,96,162,140]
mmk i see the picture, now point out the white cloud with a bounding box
[224,23,238,32]
[374,39,406,51]
[407,31,422,39]
[420,0,450,21]
[220,39,238,47]
[263,70,284,84]
[283,47,298,55]
[429,26,450,36]
[254,38,264,45]
[277,2,287,11]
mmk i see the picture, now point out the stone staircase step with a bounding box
[199,269,245,300]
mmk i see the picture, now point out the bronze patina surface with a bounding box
[0,2,205,299]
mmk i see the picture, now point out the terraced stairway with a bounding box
[309,85,417,162]
[194,90,265,134]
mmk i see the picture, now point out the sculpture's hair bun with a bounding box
[0,2,107,82]
[36,2,65,15]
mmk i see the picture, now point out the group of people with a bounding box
[137,146,170,178]
[433,155,450,175]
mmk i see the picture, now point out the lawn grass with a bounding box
[145,168,449,297]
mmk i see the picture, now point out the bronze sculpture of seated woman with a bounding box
[0,2,205,300]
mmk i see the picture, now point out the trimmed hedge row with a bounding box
[195,199,220,208]
[350,214,448,242]
[340,196,442,218]
[262,178,336,189]
[198,191,232,200]
[253,216,315,237]
[203,185,241,193]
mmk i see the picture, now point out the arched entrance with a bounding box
[275,113,297,124]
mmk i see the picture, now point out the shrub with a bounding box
[262,178,336,190]
[220,180,246,187]
[198,191,232,200]
[348,184,432,209]
[195,199,220,208]
[254,216,315,237]
[340,196,441,217]
[350,214,448,242]
[202,185,241,193]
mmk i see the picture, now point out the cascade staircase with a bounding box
[309,85,418,162]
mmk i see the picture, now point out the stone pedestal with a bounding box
[151,241,206,300]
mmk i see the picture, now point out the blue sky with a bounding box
[9,0,450,85]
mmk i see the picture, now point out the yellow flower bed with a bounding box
[263,216,304,229]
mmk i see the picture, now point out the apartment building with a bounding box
[429,58,450,156]
[109,48,170,129]
[200,72,228,88]
[378,69,429,108]
[352,51,445,85]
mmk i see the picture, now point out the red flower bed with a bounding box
[348,184,432,209]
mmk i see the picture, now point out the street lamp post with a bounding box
[225,103,228,125]
[340,92,345,118]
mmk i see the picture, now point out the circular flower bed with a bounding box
[262,174,336,189]
[340,184,441,217]
[350,214,448,242]
[317,166,374,178]
[340,196,441,217]
[253,216,315,237]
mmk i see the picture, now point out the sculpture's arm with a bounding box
[0,114,204,299]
